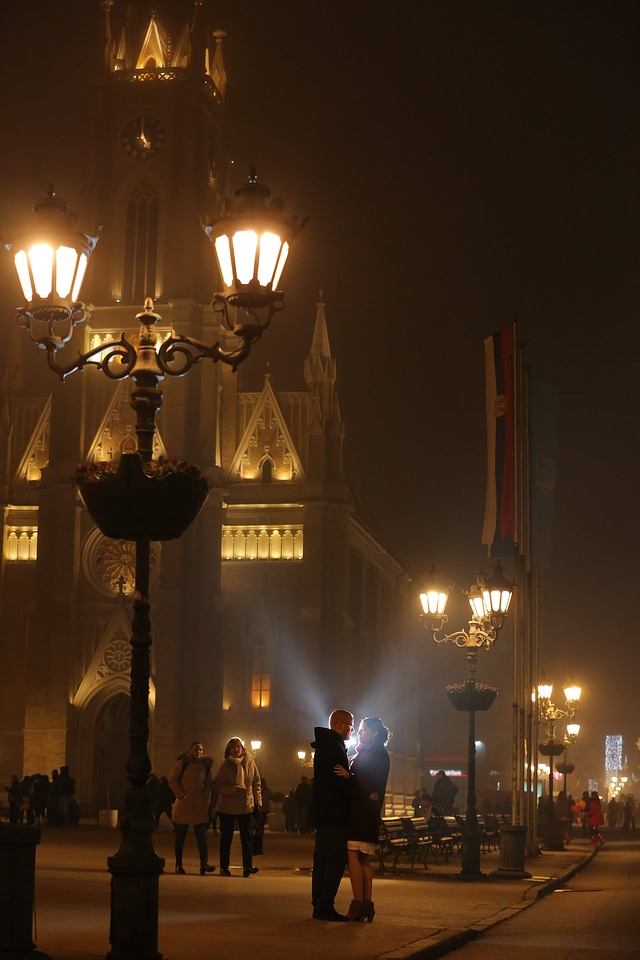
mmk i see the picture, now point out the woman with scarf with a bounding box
[214,737,262,877]
[334,716,390,922]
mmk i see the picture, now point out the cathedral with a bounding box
[0,0,421,816]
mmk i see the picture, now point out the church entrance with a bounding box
[93,693,130,814]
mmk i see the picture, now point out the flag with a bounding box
[482,327,514,556]
[529,375,557,568]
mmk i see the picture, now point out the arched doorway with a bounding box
[93,693,130,812]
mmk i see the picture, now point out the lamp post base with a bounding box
[491,825,532,879]
[106,836,165,960]
[460,827,485,879]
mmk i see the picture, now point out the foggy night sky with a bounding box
[1,1,639,780]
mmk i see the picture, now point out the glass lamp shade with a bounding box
[467,579,487,620]
[563,683,581,705]
[482,562,514,616]
[297,751,306,761]
[206,172,297,310]
[419,585,449,617]
[250,740,262,751]
[11,187,98,324]
[566,723,580,738]
[538,683,553,701]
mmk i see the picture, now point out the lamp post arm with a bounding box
[41,335,138,382]
[157,331,253,376]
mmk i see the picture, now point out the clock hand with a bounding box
[139,118,151,149]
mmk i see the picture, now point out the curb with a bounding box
[388,848,597,960]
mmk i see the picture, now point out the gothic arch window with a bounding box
[122,179,159,305]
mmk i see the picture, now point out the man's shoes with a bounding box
[175,865,186,875]
[312,908,348,922]
[220,868,231,876]
[243,866,259,877]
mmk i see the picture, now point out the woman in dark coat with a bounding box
[335,716,390,922]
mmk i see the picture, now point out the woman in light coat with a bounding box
[169,741,216,875]
[215,737,262,877]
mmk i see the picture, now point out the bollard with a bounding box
[0,824,50,957]
[491,824,532,879]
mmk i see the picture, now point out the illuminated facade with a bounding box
[0,2,419,813]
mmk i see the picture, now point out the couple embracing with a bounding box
[311,709,390,923]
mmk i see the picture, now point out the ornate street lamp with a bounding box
[7,174,301,960]
[556,723,580,793]
[419,564,514,879]
[536,679,581,851]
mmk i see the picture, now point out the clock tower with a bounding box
[90,0,227,307]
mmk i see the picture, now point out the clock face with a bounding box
[120,115,167,160]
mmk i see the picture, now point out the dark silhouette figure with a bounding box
[283,789,297,832]
[294,776,313,833]
[432,770,458,815]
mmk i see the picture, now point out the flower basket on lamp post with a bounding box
[76,453,209,541]
[446,680,498,712]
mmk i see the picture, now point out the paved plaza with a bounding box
[25,823,596,960]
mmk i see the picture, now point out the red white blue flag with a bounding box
[482,327,514,556]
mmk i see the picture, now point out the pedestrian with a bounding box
[32,774,50,825]
[48,770,62,825]
[310,708,354,922]
[421,793,434,820]
[622,797,636,832]
[294,776,313,833]
[580,790,590,837]
[169,741,216,875]
[157,776,175,827]
[586,790,605,846]
[6,775,21,823]
[432,770,458,814]
[214,737,262,877]
[411,789,424,816]
[555,790,571,844]
[283,789,297,832]
[57,766,77,825]
[606,796,619,828]
[18,776,35,824]
[334,716,390,922]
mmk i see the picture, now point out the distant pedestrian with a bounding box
[32,774,50,825]
[622,797,636,832]
[555,790,571,844]
[283,789,297,832]
[6,775,21,823]
[294,776,313,833]
[169,741,216,875]
[57,766,77,825]
[606,796,619,828]
[586,791,605,846]
[432,770,458,815]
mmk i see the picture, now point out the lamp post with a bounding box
[536,680,581,851]
[419,564,513,878]
[8,173,301,960]
[555,722,580,794]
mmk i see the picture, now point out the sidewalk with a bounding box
[29,824,596,960]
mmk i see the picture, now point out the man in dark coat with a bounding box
[432,770,458,814]
[310,708,354,922]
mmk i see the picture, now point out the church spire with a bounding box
[304,294,343,482]
[304,292,336,391]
